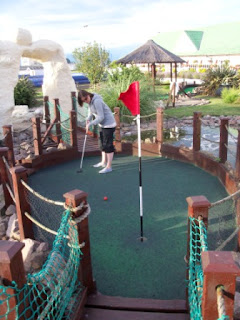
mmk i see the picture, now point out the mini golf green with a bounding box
[27,155,236,300]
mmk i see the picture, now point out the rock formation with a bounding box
[0,28,77,137]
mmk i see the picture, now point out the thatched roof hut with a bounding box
[116,39,185,105]
[117,39,185,65]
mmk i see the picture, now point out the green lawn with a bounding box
[153,84,240,118]
[163,96,240,118]
[35,88,44,108]
[27,155,234,300]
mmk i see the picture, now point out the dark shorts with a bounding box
[99,127,115,153]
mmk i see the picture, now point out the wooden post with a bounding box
[10,166,34,240]
[174,63,178,107]
[151,63,156,93]
[32,117,42,156]
[113,107,121,152]
[114,107,121,143]
[156,107,164,144]
[63,189,96,294]
[186,195,210,259]
[172,82,176,108]
[186,195,210,308]
[202,251,240,320]
[236,130,240,249]
[0,147,13,208]
[71,91,77,111]
[44,96,50,130]
[0,240,26,319]
[175,62,177,81]
[93,125,98,138]
[219,117,229,163]
[235,129,240,179]
[151,63,156,79]
[70,110,77,148]
[2,125,15,167]
[236,197,240,251]
[193,112,201,152]
[54,98,62,143]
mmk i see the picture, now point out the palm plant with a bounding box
[202,61,240,96]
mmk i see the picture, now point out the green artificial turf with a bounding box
[27,155,236,300]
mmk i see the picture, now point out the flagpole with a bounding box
[118,81,145,241]
[136,114,144,241]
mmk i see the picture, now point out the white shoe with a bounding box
[99,167,112,174]
[93,162,106,168]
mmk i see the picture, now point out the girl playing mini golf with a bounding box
[78,90,116,174]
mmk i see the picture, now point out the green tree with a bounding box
[14,77,37,108]
[73,42,110,84]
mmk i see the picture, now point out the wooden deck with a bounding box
[77,128,100,155]
[80,294,189,320]
[82,308,190,320]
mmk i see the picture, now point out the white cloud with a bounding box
[0,15,19,41]
[1,0,240,56]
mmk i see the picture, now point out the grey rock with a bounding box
[30,251,49,271]
[0,222,6,238]
[46,147,58,153]
[5,204,16,216]
[144,138,152,144]
[6,213,18,237]
[21,238,39,262]
[36,242,49,252]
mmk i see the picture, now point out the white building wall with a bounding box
[180,54,240,69]
[174,33,197,53]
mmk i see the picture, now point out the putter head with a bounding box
[77,169,83,173]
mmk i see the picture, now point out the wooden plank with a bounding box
[41,116,57,144]
[77,132,99,153]
[72,288,87,320]
[86,294,188,313]
[82,308,190,320]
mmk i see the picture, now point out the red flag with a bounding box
[118,81,140,115]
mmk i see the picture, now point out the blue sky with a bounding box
[1,0,240,60]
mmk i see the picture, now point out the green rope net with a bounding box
[48,99,98,143]
[47,101,71,145]
[0,209,83,319]
[24,184,63,247]
[57,105,71,145]
[208,194,239,251]
[188,217,231,320]
[188,217,208,320]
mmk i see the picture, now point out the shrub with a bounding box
[199,68,207,73]
[178,70,187,78]
[192,72,201,79]
[14,77,37,108]
[189,68,196,73]
[221,87,240,103]
[95,65,158,122]
[185,71,194,79]
[202,61,240,96]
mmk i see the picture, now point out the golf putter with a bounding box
[77,133,87,173]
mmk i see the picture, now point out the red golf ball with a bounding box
[103,196,108,201]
